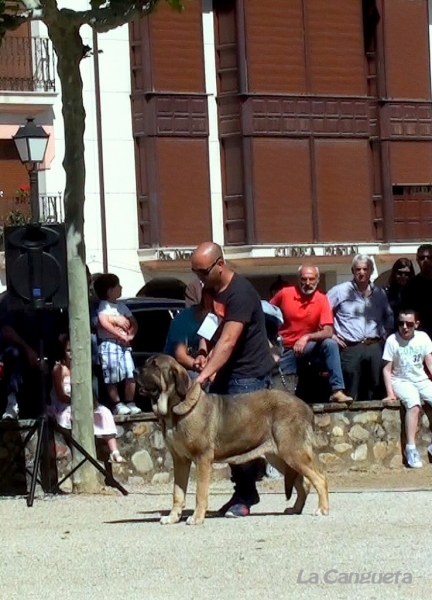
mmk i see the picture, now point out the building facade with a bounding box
[0,1,141,296]
[131,0,432,295]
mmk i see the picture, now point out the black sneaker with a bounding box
[218,493,259,516]
[225,503,250,518]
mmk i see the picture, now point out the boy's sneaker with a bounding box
[126,402,141,415]
[2,395,19,420]
[113,402,131,416]
[427,445,432,463]
[405,447,422,469]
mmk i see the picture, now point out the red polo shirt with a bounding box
[270,286,334,347]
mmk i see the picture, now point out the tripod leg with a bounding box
[67,434,128,496]
[27,417,45,507]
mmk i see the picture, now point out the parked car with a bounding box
[124,296,185,368]
[123,296,185,411]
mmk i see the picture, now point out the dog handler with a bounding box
[191,242,275,518]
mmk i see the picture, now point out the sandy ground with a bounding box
[1,471,432,600]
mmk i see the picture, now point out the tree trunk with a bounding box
[47,19,100,493]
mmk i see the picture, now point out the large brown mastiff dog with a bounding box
[137,355,329,525]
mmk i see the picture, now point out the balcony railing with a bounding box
[0,36,56,93]
[0,193,63,224]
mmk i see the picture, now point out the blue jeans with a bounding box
[280,339,345,391]
[212,374,273,395]
[210,373,273,507]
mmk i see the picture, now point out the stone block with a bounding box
[373,442,388,460]
[348,424,370,442]
[353,412,378,424]
[421,414,431,429]
[131,450,154,474]
[164,452,174,470]
[313,432,329,448]
[150,430,165,450]
[133,423,150,437]
[151,472,170,485]
[58,479,73,494]
[382,419,401,438]
[334,443,352,454]
[389,454,403,469]
[371,424,385,439]
[351,444,368,461]
[382,408,399,422]
[332,414,350,426]
[318,453,342,467]
[315,415,331,428]
[332,426,344,437]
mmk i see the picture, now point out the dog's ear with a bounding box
[172,363,190,399]
[173,382,202,416]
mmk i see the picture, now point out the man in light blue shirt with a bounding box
[327,254,393,400]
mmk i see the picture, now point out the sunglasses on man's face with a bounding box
[417,254,432,262]
[191,256,222,278]
[398,320,415,329]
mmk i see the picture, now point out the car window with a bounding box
[130,308,181,355]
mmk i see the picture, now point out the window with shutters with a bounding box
[393,185,432,241]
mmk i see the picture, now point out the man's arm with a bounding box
[293,325,333,355]
[382,361,396,402]
[424,353,432,377]
[195,321,244,384]
[174,342,196,371]
[380,290,395,335]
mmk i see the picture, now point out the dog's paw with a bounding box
[284,506,302,515]
[160,514,181,525]
[186,514,205,526]
[313,506,329,516]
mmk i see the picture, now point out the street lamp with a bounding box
[13,118,50,223]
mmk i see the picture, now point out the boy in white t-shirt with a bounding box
[382,309,432,468]
[93,274,141,416]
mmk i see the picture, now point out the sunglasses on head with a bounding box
[398,320,415,328]
[191,256,222,278]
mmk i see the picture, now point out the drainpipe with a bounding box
[93,29,109,273]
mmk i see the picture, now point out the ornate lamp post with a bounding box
[12,118,50,222]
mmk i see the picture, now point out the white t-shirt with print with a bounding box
[97,300,133,341]
[383,330,432,383]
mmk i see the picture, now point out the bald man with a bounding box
[190,242,275,518]
[270,264,352,403]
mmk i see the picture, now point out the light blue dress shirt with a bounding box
[327,280,394,343]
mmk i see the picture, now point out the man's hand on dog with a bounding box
[193,355,207,373]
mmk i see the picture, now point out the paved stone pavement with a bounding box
[1,482,431,600]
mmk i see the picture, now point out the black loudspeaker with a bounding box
[5,223,68,310]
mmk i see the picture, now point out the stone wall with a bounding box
[0,401,430,494]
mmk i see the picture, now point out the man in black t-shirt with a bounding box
[191,242,274,518]
[402,244,432,339]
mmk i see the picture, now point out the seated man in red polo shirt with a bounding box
[270,264,352,403]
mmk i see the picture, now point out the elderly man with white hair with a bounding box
[270,264,352,403]
[327,254,394,400]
